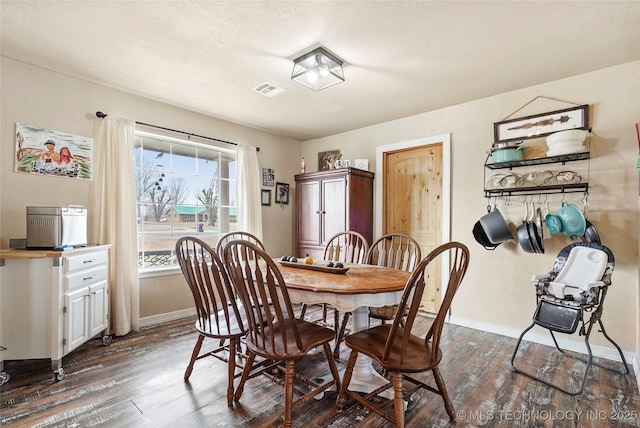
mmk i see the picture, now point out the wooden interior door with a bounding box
[383,143,443,312]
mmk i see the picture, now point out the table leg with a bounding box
[339,306,391,397]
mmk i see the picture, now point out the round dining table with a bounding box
[277,260,411,395]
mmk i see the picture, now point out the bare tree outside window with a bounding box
[134,132,237,271]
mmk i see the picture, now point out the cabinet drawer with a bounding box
[64,250,108,274]
[64,265,108,291]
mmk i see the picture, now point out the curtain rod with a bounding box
[95,111,259,151]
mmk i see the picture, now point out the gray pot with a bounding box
[473,221,499,250]
[479,208,513,245]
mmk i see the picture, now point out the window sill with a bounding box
[139,266,181,279]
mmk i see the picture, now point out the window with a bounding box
[134,129,237,272]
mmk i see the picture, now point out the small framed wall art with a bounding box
[261,189,271,206]
[275,182,289,204]
[494,104,589,143]
[262,167,275,186]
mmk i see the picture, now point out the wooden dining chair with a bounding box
[367,233,421,325]
[336,241,470,427]
[215,230,265,258]
[299,230,369,358]
[175,236,248,407]
[223,239,341,428]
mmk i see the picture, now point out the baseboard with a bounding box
[448,315,636,370]
[139,308,195,328]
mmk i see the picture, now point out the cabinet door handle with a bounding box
[83,259,96,264]
[83,275,96,281]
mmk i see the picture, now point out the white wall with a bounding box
[301,62,640,360]
[0,57,300,318]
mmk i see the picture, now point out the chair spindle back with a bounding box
[176,236,246,335]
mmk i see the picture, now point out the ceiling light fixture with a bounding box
[291,47,345,91]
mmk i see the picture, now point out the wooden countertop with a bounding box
[0,245,111,259]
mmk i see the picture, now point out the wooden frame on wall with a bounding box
[261,189,271,206]
[275,182,289,204]
[494,104,589,143]
[262,168,274,186]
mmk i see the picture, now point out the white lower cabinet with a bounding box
[65,280,108,354]
[0,245,111,379]
[65,285,91,354]
[89,282,109,338]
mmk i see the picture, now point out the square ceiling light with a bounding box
[291,47,345,91]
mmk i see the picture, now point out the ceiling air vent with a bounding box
[252,82,285,98]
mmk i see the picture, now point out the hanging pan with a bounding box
[517,201,536,253]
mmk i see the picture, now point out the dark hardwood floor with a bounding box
[1,306,638,427]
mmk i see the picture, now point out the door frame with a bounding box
[375,133,451,306]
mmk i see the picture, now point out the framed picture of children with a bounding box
[14,123,93,180]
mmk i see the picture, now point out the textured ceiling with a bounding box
[2,1,639,141]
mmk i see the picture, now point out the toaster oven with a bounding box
[26,205,88,249]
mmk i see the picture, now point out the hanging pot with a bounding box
[580,196,601,244]
[530,206,545,254]
[582,219,602,244]
[473,221,499,250]
[555,202,587,238]
[492,140,524,150]
[490,146,526,163]
[478,206,513,245]
[517,202,536,253]
[545,213,562,235]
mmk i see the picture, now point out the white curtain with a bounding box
[236,144,263,241]
[88,115,139,336]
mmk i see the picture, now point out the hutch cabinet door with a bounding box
[296,179,321,247]
[321,176,347,243]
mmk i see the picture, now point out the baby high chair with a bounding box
[511,242,628,395]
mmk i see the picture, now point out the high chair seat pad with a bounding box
[547,246,607,299]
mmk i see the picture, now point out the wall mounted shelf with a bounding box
[485,152,590,170]
[484,182,589,198]
[484,151,590,198]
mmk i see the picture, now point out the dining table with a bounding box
[276,260,411,395]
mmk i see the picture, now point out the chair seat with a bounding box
[369,305,397,319]
[344,325,440,373]
[195,308,247,339]
[245,318,336,360]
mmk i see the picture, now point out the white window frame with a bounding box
[134,129,237,277]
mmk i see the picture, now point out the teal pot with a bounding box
[555,202,586,237]
[491,146,526,163]
[545,214,562,235]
